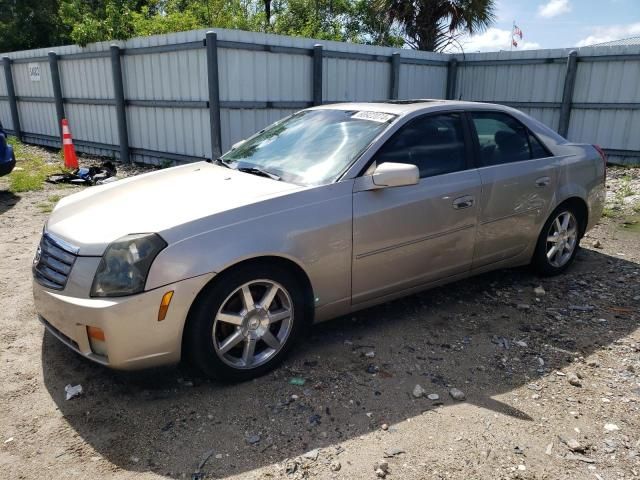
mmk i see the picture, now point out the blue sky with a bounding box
[453,0,640,52]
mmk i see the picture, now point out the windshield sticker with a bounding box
[351,111,394,123]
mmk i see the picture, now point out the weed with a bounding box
[7,139,63,192]
[34,193,65,215]
[618,181,634,199]
[620,217,640,233]
[37,203,54,213]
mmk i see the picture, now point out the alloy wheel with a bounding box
[546,211,578,268]
[212,280,293,369]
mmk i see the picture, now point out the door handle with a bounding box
[535,176,550,187]
[452,195,474,209]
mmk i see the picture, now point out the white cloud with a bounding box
[450,28,541,53]
[576,22,640,47]
[538,0,571,18]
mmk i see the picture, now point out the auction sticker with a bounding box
[352,111,394,123]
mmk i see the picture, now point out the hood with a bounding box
[46,162,303,255]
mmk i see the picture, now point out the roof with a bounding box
[585,35,640,47]
[312,99,511,115]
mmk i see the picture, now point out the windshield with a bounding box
[220,109,395,185]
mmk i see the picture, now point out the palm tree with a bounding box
[378,0,495,51]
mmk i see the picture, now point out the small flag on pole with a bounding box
[511,21,524,49]
[514,25,523,39]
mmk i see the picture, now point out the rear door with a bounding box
[468,111,557,268]
[351,111,481,304]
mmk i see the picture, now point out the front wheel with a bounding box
[186,264,306,381]
[531,206,582,276]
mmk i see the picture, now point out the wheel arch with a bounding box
[555,196,589,237]
[530,195,588,275]
[530,195,589,264]
[180,255,315,360]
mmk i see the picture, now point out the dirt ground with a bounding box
[0,153,639,480]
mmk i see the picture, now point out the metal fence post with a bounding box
[446,58,458,100]
[2,56,21,141]
[110,45,130,163]
[48,51,65,143]
[390,53,400,100]
[313,44,323,106]
[558,50,578,138]
[206,31,222,159]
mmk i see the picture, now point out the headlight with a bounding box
[90,233,167,297]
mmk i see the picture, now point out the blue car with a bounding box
[0,122,16,176]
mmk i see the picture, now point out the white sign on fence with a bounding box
[28,63,41,82]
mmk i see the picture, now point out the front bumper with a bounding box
[33,272,215,370]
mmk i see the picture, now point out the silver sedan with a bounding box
[32,100,606,380]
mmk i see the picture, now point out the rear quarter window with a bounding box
[528,132,552,159]
[470,111,552,166]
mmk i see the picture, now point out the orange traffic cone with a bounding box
[61,119,79,169]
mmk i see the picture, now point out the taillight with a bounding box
[593,145,607,182]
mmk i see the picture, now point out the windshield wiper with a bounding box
[213,157,232,169]
[213,157,280,181]
[236,166,281,181]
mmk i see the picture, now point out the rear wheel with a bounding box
[186,264,306,381]
[532,205,582,276]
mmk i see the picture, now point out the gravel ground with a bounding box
[0,153,638,480]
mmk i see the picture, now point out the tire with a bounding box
[185,263,307,381]
[531,204,583,276]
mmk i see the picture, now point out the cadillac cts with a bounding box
[33,100,606,380]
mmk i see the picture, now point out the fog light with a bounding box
[87,326,107,356]
[158,291,174,321]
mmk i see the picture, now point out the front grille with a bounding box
[33,233,78,290]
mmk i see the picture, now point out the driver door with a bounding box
[351,112,481,305]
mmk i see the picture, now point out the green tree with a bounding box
[3,0,407,52]
[270,0,351,41]
[377,0,495,51]
[348,0,403,47]
[269,0,402,45]
[59,0,140,46]
[130,5,202,36]
[131,1,265,37]
[0,0,69,52]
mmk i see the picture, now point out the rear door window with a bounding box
[373,113,467,178]
[470,112,550,166]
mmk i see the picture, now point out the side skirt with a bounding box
[313,252,532,324]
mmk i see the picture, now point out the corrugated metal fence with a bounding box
[1,28,639,166]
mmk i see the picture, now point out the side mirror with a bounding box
[371,162,419,189]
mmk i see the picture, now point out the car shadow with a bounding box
[41,248,639,478]
[0,190,20,215]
